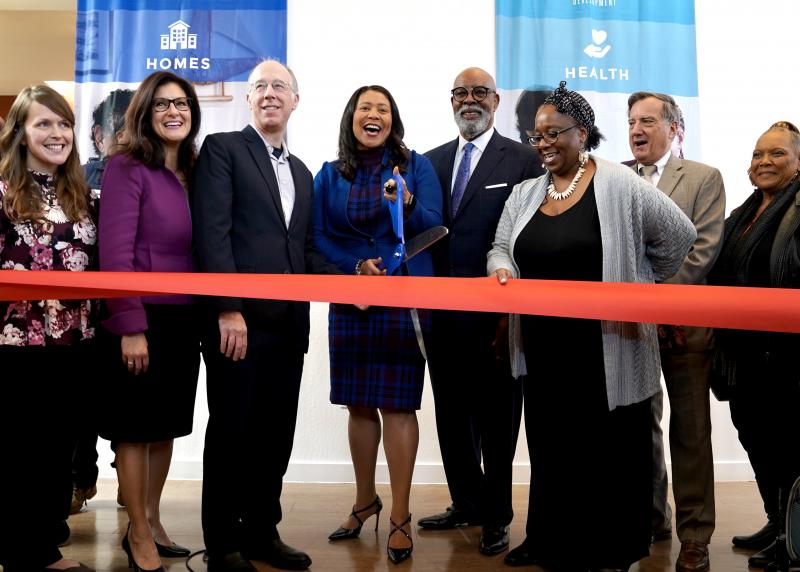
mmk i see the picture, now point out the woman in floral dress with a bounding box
[0,85,97,572]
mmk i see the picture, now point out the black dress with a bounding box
[514,181,652,569]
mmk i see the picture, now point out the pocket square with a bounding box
[485,183,508,189]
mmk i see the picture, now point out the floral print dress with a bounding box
[0,171,97,346]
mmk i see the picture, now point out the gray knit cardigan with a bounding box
[487,156,697,410]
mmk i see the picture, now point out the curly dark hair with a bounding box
[89,88,135,156]
[336,85,408,181]
[113,71,201,177]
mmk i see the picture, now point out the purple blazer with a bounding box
[99,154,193,336]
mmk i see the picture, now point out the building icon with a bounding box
[160,20,197,50]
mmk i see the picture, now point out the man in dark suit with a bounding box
[417,67,541,557]
[627,91,725,572]
[193,60,336,572]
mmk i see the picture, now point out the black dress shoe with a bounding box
[504,539,538,566]
[155,540,191,557]
[480,525,510,555]
[748,539,776,568]
[244,538,312,570]
[733,520,778,550]
[417,505,482,530]
[206,551,257,572]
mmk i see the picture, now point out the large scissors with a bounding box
[384,172,448,359]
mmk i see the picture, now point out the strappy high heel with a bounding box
[387,514,413,564]
[121,523,165,572]
[328,495,383,541]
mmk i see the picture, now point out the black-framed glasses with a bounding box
[451,86,495,103]
[527,124,579,147]
[152,97,192,112]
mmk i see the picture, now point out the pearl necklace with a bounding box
[546,151,588,201]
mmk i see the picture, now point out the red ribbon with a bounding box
[0,270,798,333]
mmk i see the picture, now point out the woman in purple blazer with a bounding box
[98,71,201,572]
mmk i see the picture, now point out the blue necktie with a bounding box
[451,142,474,217]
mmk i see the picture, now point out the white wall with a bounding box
[95,0,800,483]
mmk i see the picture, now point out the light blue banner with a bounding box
[494,0,700,164]
[497,16,697,96]
[496,0,697,97]
[496,0,695,25]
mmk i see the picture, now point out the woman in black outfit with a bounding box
[709,122,800,570]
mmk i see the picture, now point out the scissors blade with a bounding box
[409,307,427,361]
[404,226,449,263]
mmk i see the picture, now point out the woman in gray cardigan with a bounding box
[487,82,695,571]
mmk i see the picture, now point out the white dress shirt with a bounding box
[251,124,295,225]
[450,127,495,193]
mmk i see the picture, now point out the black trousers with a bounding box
[0,344,88,570]
[729,351,800,522]
[201,327,304,556]
[72,432,99,491]
[426,311,523,526]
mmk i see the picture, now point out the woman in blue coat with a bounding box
[313,85,442,564]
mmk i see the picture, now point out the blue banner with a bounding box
[73,0,287,168]
[76,0,287,83]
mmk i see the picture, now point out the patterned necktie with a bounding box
[639,164,657,185]
[451,142,475,217]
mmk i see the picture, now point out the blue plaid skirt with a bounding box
[329,303,428,410]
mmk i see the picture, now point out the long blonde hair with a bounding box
[0,85,89,222]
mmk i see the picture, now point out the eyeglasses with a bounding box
[527,124,579,147]
[152,97,192,112]
[250,80,293,95]
[450,86,495,103]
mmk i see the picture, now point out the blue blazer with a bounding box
[313,149,443,276]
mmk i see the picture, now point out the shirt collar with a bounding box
[250,122,291,161]
[637,149,672,175]
[458,127,494,155]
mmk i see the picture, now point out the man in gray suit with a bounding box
[627,92,725,572]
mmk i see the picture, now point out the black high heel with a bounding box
[154,540,191,558]
[328,495,383,540]
[121,523,166,572]
[387,514,413,565]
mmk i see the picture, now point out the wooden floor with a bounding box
[29,479,767,571]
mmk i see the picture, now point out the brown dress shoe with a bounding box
[676,540,709,572]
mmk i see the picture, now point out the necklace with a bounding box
[546,151,588,201]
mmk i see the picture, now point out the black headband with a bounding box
[543,81,595,131]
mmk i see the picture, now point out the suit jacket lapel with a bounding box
[438,139,459,223]
[455,131,504,217]
[657,154,683,198]
[243,125,286,229]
